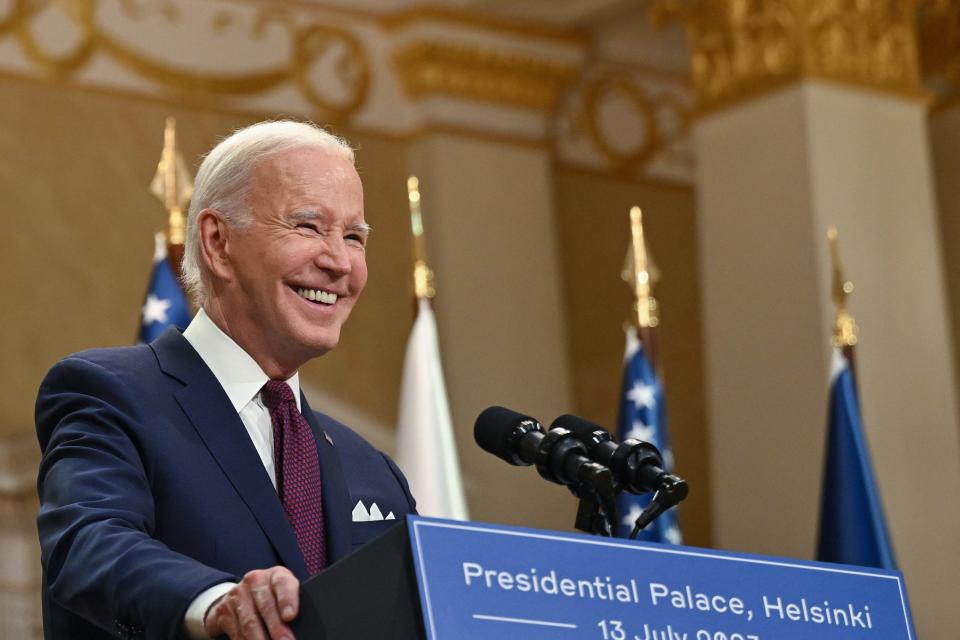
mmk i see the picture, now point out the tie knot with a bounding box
[261,380,295,411]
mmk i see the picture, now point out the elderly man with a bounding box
[35,121,416,640]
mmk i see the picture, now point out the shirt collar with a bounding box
[182,308,301,412]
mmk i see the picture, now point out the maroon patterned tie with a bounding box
[261,380,327,575]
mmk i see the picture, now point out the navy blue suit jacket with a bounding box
[35,328,416,640]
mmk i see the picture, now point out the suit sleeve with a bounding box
[36,356,234,640]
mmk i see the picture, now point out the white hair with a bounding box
[182,120,355,304]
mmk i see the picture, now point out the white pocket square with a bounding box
[352,499,396,522]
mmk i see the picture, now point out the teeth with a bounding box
[295,287,337,305]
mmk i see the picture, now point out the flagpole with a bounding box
[817,227,896,568]
[396,176,469,519]
[407,176,435,301]
[624,206,660,367]
[616,206,683,542]
[150,117,194,282]
[828,226,858,380]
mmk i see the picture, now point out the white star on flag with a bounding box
[626,420,656,444]
[622,503,644,528]
[663,524,683,545]
[627,381,656,409]
[141,294,171,325]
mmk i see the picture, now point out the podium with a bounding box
[291,521,423,639]
[292,516,915,640]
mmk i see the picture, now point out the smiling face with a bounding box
[201,146,368,377]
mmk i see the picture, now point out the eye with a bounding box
[345,232,367,247]
[296,223,321,235]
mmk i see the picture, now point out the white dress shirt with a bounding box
[180,308,301,638]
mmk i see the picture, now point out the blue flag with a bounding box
[816,348,896,569]
[138,232,192,343]
[615,326,681,543]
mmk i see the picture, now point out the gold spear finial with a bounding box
[828,226,858,347]
[407,175,435,299]
[623,206,659,328]
[150,117,194,246]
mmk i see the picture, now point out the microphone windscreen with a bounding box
[474,406,540,459]
[551,414,609,438]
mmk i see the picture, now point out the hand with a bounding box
[205,566,299,640]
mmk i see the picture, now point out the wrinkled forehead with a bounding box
[253,147,360,188]
[249,147,364,215]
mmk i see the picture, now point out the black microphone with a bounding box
[474,406,615,492]
[550,414,687,499]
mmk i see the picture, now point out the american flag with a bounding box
[138,231,191,343]
[615,325,681,543]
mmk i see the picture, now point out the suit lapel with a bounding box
[152,329,309,579]
[300,394,352,564]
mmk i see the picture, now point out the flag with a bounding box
[816,348,896,569]
[395,298,469,520]
[615,325,681,543]
[138,231,191,343]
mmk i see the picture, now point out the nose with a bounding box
[315,236,352,276]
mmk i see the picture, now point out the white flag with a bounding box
[396,299,469,520]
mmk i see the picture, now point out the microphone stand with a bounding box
[532,428,620,537]
[569,467,618,536]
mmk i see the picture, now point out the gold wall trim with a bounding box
[553,65,694,179]
[0,67,698,184]
[393,40,580,111]
[0,68,555,150]
[584,74,665,169]
[217,0,591,46]
[1,0,370,120]
[656,0,929,112]
[381,6,591,46]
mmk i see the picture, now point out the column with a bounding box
[665,2,960,637]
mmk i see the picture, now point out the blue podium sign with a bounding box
[407,516,914,640]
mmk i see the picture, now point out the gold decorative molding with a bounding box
[553,65,694,180]
[393,41,579,111]
[1,0,370,120]
[584,75,659,168]
[380,6,591,47]
[654,0,928,112]
[0,0,695,182]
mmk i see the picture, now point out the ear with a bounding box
[197,208,234,283]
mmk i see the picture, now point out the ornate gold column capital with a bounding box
[655,0,928,112]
